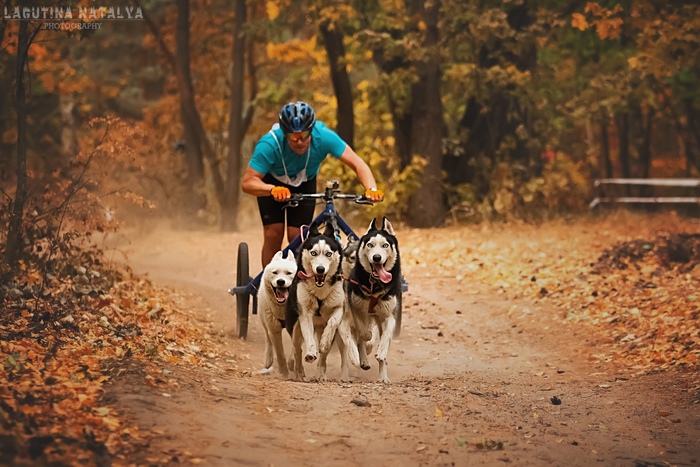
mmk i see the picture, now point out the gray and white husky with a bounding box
[285,224,359,381]
[257,250,297,378]
[346,217,402,383]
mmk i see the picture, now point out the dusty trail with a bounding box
[106,227,700,466]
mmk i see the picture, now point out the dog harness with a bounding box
[296,270,342,316]
[344,275,387,314]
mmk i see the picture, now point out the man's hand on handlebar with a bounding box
[271,186,291,201]
[364,188,384,202]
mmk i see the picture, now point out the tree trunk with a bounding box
[389,96,413,170]
[600,111,612,178]
[640,109,654,179]
[616,112,630,177]
[59,93,77,157]
[320,21,354,147]
[140,0,225,205]
[406,0,445,228]
[683,98,700,173]
[221,0,247,232]
[0,3,10,175]
[5,20,28,268]
[176,0,205,192]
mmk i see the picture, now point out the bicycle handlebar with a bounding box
[280,192,375,208]
[275,180,379,208]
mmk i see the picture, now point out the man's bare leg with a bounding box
[262,223,285,268]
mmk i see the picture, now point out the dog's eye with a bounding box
[367,243,373,248]
[310,251,317,256]
[325,252,332,257]
[382,243,389,248]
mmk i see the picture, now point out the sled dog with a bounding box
[257,250,297,378]
[346,217,402,383]
[286,224,358,381]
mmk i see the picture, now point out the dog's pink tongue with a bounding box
[275,288,289,301]
[297,270,314,280]
[376,266,392,284]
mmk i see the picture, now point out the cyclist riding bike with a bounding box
[241,101,384,268]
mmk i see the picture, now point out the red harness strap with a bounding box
[344,275,381,314]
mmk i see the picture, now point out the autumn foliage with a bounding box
[1,0,700,463]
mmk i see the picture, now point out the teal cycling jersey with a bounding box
[248,121,347,179]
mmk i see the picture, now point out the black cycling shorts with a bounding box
[257,173,317,227]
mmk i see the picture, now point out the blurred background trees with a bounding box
[2,0,699,263]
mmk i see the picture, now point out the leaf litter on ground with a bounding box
[399,211,700,375]
[0,252,231,465]
[2,210,698,464]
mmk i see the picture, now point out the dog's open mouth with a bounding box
[371,263,393,283]
[314,274,327,287]
[297,269,327,287]
[273,287,289,303]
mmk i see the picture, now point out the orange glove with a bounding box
[271,186,291,201]
[365,188,384,202]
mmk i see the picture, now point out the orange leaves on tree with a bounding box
[266,36,320,64]
[266,1,280,20]
[571,2,624,40]
[571,13,589,31]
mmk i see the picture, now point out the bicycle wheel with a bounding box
[236,242,250,339]
[393,292,402,338]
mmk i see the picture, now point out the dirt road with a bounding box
[106,226,700,466]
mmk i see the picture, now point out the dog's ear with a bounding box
[382,216,395,236]
[322,223,335,239]
[307,224,319,237]
[366,218,378,234]
[272,250,284,261]
[282,250,295,261]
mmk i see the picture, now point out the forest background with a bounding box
[2,0,699,247]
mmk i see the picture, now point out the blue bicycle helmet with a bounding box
[278,101,316,134]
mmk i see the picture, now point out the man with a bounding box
[241,101,384,267]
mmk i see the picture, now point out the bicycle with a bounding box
[228,180,407,339]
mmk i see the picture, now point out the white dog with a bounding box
[258,250,297,378]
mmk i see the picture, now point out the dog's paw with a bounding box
[346,345,360,368]
[375,345,389,362]
[304,352,317,363]
[319,338,332,355]
[377,376,390,384]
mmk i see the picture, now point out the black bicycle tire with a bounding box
[236,242,250,339]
